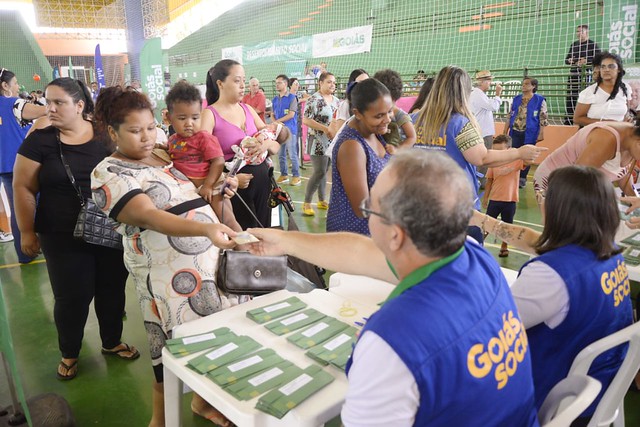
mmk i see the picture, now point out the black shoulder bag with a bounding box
[57,132,124,250]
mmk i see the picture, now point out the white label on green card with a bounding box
[228,355,263,372]
[205,342,238,360]
[302,322,329,337]
[632,235,640,241]
[281,313,308,326]
[279,373,313,396]
[324,333,351,351]
[182,332,215,345]
[264,302,290,313]
[248,367,283,386]
[631,249,640,257]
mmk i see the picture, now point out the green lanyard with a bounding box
[384,246,464,304]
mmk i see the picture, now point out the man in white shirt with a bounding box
[469,70,502,187]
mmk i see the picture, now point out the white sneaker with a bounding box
[0,232,14,242]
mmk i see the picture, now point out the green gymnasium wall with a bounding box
[167,0,639,116]
[0,11,53,90]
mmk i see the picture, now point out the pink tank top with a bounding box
[207,103,258,160]
[534,123,628,191]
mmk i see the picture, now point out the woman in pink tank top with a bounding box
[201,60,282,229]
[533,121,640,204]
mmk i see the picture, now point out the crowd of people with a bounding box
[1,27,639,425]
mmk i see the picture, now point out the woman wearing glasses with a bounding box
[0,68,46,262]
[326,78,391,236]
[573,52,633,127]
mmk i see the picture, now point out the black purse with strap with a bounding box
[57,132,123,250]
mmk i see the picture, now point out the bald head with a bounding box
[249,78,260,95]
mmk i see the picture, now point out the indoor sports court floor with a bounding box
[0,163,638,426]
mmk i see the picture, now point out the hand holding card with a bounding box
[232,232,260,245]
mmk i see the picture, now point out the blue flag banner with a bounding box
[94,44,106,89]
[52,65,60,80]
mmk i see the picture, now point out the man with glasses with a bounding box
[272,74,301,186]
[564,25,601,125]
[248,150,538,426]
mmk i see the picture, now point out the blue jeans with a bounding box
[0,173,35,263]
[278,133,300,177]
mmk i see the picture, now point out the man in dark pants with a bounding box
[564,24,600,125]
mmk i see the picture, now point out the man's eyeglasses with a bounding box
[360,197,389,220]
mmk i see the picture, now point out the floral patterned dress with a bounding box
[303,92,340,156]
[91,156,247,369]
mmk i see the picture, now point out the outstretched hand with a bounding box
[206,223,238,249]
[620,196,640,215]
[246,228,288,256]
[517,145,548,163]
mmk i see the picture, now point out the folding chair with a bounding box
[538,374,602,427]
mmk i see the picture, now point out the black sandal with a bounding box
[101,343,140,360]
[56,359,78,381]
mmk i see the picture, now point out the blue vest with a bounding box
[272,93,297,135]
[0,96,31,173]
[521,245,633,415]
[509,94,544,145]
[349,241,539,426]
[412,113,480,210]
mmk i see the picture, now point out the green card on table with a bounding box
[165,327,237,357]
[206,348,285,386]
[255,364,335,419]
[246,296,307,324]
[187,336,261,374]
[286,317,350,349]
[265,308,326,336]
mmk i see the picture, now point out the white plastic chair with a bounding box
[538,374,602,427]
[500,79,522,115]
[568,321,640,427]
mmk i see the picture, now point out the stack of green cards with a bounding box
[255,365,335,419]
[187,336,261,374]
[264,308,326,336]
[165,327,237,357]
[224,361,304,401]
[206,348,286,386]
[246,297,307,324]
[286,317,350,349]
[623,246,640,266]
[305,326,358,369]
[621,232,640,247]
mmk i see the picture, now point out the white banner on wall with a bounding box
[312,25,373,58]
[221,46,243,64]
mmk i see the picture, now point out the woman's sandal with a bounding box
[191,402,232,426]
[56,359,78,381]
[499,248,509,258]
[101,342,140,360]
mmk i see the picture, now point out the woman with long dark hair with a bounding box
[200,59,281,229]
[574,51,632,126]
[473,166,633,426]
[0,68,46,261]
[13,78,137,381]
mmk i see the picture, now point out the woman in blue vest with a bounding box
[473,165,633,426]
[0,68,46,262]
[503,77,549,188]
